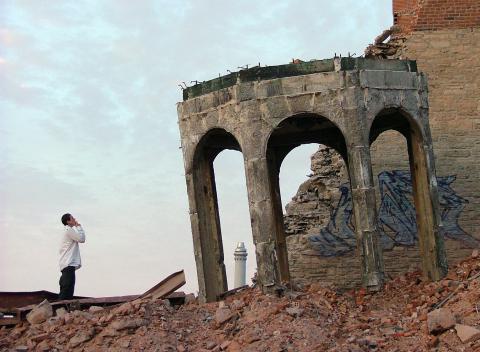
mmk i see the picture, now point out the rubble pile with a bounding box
[1,252,480,351]
[364,25,407,59]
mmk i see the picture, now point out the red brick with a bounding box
[393,0,480,32]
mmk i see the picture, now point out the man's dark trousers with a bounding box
[59,266,76,300]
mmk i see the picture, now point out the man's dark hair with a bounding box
[61,213,72,226]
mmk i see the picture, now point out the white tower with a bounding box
[233,242,248,288]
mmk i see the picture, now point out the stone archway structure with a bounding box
[177,57,447,302]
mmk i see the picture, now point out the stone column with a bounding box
[243,155,286,293]
[347,144,385,291]
[407,119,448,280]
[266,149,291,284]
[185,148,227,303]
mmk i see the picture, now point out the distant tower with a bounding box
[234,242,247,288]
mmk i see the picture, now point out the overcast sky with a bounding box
[0,1,392,297]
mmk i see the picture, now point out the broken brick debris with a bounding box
[1,255,480,351]
[0,270,185,326]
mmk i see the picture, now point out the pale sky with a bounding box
[0,1,392,297]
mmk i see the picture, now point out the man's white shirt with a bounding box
[59,225,86,271]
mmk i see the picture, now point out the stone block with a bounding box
[235,82,255,102]
[26,299,53,325]
[256,79,283,98]
[184,97,203,115]
[287,93,314,114]
[204,110,219,127]
[312,91,343,122]
[427,308,456,334]
[339,86,361,110]
[281,76,307,95]
[360,70,419,90]
[237,100,261,123]
[215,306,233,324]
[260,96,289,120]
[455,324,480,343]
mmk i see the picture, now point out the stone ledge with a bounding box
[182,58,417,100]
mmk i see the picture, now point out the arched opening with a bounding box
[266,114,349,285]
[369,108,447,280]
[279,144,319,212]
[281,143,359,287]
[191,128,244,301]
[214,150,255,289]
[370,129,421,274]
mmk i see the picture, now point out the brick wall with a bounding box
[393,0,420,33]
[286,0,480,289]
[398,27,480,236]
[287,236,473,290]
[393,0,480,32]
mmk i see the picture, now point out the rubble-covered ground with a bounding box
[2,252,480,352]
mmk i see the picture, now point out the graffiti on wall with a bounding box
[308,170,478,257]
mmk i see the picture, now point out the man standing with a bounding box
[58,213,85,300]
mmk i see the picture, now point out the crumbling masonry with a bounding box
[177,57,447,302]
[283,0,480,290]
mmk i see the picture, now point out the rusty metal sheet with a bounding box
[5,270,187,324]
[0,291,87,310]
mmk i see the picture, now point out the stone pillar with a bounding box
[186,149,227,303]
[407,120,448,280]
[266,149,291,284]
[243,155,286,293]
[347,144,385,290]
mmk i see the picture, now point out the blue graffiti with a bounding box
[308,170,478,256]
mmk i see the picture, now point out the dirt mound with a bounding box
[2,252,480,351]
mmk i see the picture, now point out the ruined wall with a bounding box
[398,28,480,236]
[286,0,480,289]
[283,147,346,238]
[286,142,476,289]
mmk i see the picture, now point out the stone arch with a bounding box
[267,113,349,165]
[178,57,440,299]
[190,128,243,302]
[263,113,349,284]
[369,108,448,281]
[369,107,425,145]
[193,128,242,163]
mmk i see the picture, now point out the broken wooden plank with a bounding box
[140,270,186,300]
